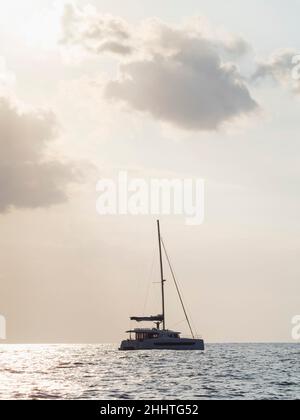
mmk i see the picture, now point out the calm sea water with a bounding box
[0,344,299,400]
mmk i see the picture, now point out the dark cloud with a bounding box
[0,97,76,213]
[61,8,258,131]
[61,3,134,56]
[105,35,258,131]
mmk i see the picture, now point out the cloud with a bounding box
[0,57,16,95]
[61,6,258,131]
[61,3,133,56]
[105,54,257,131]
[105,22,258,131]
[0,96,77,213]
[139,18,251,60]
[252,49,300,94]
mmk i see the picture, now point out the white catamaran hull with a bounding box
[119,338,205,351]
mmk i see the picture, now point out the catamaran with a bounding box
[119,221,205,351]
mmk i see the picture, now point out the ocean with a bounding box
[0,344,299,400]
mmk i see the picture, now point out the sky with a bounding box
[0,0,300,343]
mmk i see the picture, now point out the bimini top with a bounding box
[130,315,164,323]
[126,328,181,335]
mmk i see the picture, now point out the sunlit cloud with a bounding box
[252,49,300,95]
[61,3,134,56]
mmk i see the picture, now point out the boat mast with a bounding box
[157,220,166,330]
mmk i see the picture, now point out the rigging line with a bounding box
[161,238,195,339]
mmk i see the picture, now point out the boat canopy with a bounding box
[130,315,164,323]
[126,328,180,334]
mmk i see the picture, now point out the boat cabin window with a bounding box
[169,334,180,339]
[135,332,159,341]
